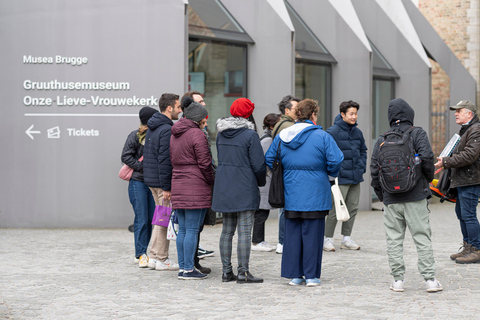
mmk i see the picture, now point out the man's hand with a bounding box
[163,191,171,201]
[434,157,443,169]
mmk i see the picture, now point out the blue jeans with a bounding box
[176,209,207,271]
[455,185,480,249]
[278,208,285,244]
[128,180,156,258]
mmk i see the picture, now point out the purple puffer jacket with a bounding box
[170,118,215,209]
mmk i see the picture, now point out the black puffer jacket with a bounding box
[121,130,145,181]
[443,115,480,188]
[143,113,173,190]
[370,98,435,205]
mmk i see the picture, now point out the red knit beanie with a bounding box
[230,98,255,118]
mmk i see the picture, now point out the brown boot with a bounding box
[450,242,471,260]
[455,247,480,264]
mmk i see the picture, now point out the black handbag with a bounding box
[268,140,285,208]
[436,168,457,202]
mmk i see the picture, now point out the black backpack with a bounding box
[377,127,420,193]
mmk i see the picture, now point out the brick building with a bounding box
[415,0,480,155]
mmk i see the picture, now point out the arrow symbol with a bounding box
[26,124,41,140]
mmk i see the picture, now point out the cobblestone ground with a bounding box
[1,202,479,319]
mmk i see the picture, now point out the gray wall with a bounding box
[222,0,294,123]
[354,0,431,135]
[290,0,373,210]
[0,0,186,227]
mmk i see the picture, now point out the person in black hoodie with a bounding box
[121,107,158,267]
[371,98,443,293]
[142,93,182,271]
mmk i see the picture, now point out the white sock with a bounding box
[343,235,351,242]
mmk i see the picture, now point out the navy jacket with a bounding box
[212,117,266,213]
[266,121,343,212]
[326,114,367,185]
[143,112,173,190]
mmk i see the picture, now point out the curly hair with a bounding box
[295,99,319,121]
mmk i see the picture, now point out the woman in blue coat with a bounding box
[265,99,343,287]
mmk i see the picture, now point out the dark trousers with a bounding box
[281,217,325,279]
[252,209,270,244]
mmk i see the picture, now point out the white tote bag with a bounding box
[331,178,350,222]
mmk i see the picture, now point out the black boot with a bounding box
[195,262,211,274]
[222,271,237,282]
[236,271,263,284]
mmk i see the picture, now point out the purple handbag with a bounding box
[152,200,172,227]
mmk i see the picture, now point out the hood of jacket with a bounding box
[279,121,321,150]
[147,112,173,131]
[216,117,255,138]
[388,98,414,127]
[171,117,199,138]
[334,113,358,130]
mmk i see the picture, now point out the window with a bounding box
[295,61,331,128]
[372,78,395,145]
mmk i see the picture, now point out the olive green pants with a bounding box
[325,183,360,238]
[383,199,436,281]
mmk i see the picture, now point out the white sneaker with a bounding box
[276,243,283,254]
[340,238,360,250]
[425,279,443,293]
[390,280,405,292]
[252,241,274,252]
[155,258,179,271]
[323,238,336,252]
[138,254,149,268]
[148,258,158,269]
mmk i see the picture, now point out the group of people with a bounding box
[121,90,480,291]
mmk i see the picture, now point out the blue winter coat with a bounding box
[211,117,266,213]
[326,114,367,185]
[143,112,173,190]
[265,121,344,212]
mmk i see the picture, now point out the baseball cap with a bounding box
[450,100,477,113]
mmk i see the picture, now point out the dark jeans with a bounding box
[252,209,270,244]
[455,185,480,249]
[279,208,285,244]
[128,180,155,258]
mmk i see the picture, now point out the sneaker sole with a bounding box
[289,281,305,286]
[182,275,208,280]
[198,253,215,259]
[251,248,274,252]
[306,283,320,287]
[340,245,360,250]
[426,288,443,292]
[390,286,404,292]
[139,264,149,268]
[323,248,336,252]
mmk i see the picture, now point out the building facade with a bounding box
[0,0,475,227]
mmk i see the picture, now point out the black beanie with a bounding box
[139,107,158,125]
[184,102,208,122]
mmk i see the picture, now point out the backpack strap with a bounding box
[272,119,291,137]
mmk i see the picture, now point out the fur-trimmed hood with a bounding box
[216,117,255,137]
